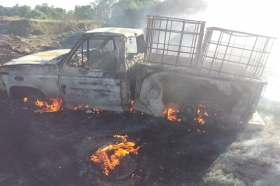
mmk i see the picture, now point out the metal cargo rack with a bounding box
[144,15,276,80]
[199,27,276,80]
[145,15,205,68]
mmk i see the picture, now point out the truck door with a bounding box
[58,36,122,112]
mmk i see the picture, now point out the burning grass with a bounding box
[90,135,140,176]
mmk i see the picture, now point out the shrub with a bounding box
[27,10,47,20]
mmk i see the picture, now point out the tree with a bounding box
[113,0,160,10]
[90,0,118,23]
[27,9,47,19]
[0,6,5,15]
[74,5,93,21]
[3,7,12,16]
[12,4,21,16]
[52,8,67,19]
[19,5,31,17]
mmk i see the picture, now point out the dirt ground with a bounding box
[0,32,280,186]
[0,31,83,65]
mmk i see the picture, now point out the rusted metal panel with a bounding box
[84,28,143,38]
[135,67,266,121]
[3,49,70,66]
[117,36,130,111]
[59,66,122,111]
[126,53,144,70]
[0,63,62,98]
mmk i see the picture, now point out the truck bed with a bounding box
[147,53,259,79]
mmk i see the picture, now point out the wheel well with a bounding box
[9,86,46,100]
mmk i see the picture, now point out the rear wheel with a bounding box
[179,102,197,117]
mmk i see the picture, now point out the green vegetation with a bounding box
[0,0,206,35]
[113,0,160,10]
[0,0,162,22]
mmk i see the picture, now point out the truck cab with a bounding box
[58,28,145,111]
[0,28,145,112]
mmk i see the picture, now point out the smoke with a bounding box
[105,0,207,29]
[189,0,280,102]
[185,2,280,185]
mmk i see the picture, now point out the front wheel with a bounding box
[12,87,46,101]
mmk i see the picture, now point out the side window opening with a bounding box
[103,40,114,52]
[68,37,117,73]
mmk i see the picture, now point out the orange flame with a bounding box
[35,98,62,112]
[93,108,101,114]
[90,135,140,176]
[23,97,28,103]
[72,104,82,111]
[163,108,181,122]
[194,105,209,124]
[130,100,135,113]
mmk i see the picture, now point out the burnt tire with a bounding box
[179,102,197,117]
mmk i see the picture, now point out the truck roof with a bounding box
[83,27,143,38]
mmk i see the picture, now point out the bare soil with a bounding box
[0,32,280,186]
[0,31,83,65]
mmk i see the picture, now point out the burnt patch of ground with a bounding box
[0,90,246,186]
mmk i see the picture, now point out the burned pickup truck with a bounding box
[0,16,276,123]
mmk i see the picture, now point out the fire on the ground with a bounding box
[23,97,102,113]
[35,98,62,113]
[163,104,209,124]
[90,135,140,176]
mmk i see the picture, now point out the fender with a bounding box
[7,82,52,99]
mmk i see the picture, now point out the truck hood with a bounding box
[3,49,70,66]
